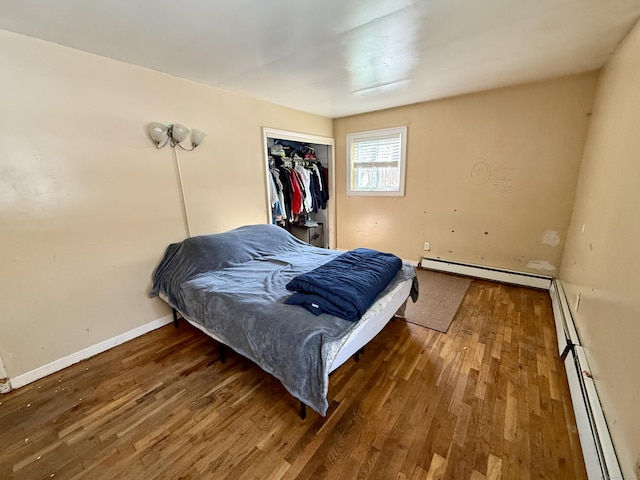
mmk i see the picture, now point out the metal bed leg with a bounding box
[172,308,179,328]
[300,402,307,420]
[354,347,365,362]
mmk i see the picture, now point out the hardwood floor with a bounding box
[0,279,587,479]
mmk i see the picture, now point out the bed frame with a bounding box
[164,278,413,419]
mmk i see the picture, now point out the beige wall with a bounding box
[0,30,331,379]
[333,74,597,274]
[560,20,640,479]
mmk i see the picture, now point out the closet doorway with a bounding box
[262,127,335,249]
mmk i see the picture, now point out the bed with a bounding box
[150,224,418,417]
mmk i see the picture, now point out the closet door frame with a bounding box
[262,127,336,249]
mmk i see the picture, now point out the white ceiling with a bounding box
[2,0,640,118]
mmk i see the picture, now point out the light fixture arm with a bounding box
[154,137,169,149]
[174,140,197,151]
[175,142,195,151]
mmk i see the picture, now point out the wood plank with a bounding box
[0,279,587,480]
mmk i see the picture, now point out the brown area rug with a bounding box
[403,269,472,333]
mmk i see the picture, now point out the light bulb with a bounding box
[171,123,190,143]
[190,128,207,147]
[148,122,168,143]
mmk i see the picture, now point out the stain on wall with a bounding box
[541,229,561,247]
[526,260,557,272]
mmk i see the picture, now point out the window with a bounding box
[346,126,407,196]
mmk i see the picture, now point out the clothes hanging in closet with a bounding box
[269,158,329,226]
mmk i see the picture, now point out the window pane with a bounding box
[352,135,401,166]
[347,126,407,196]
[353,166,400,191]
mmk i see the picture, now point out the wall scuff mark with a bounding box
[541,229,561,247]
[526,260,556,272]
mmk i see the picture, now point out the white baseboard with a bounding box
[8,314,174,391]
[549,279,582,348]
[420,257,552,289]
[550,279,623,480]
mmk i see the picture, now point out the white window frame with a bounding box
[346,126,407,196]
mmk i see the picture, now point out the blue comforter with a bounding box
[285,248,403,321]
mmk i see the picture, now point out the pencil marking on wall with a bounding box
[490,165,514,193]
[470,161,491,184]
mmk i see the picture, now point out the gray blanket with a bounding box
[151,224,416,415]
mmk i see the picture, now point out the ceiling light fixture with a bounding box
[148,122,206,150]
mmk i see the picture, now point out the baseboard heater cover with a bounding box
[550,279,623,480]
[420,257,552,289]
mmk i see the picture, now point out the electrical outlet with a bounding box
[423,242,430,251]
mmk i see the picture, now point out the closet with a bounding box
[262,128,335,249]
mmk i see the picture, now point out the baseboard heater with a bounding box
[420,257,552,289]
[549,280,623,480]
